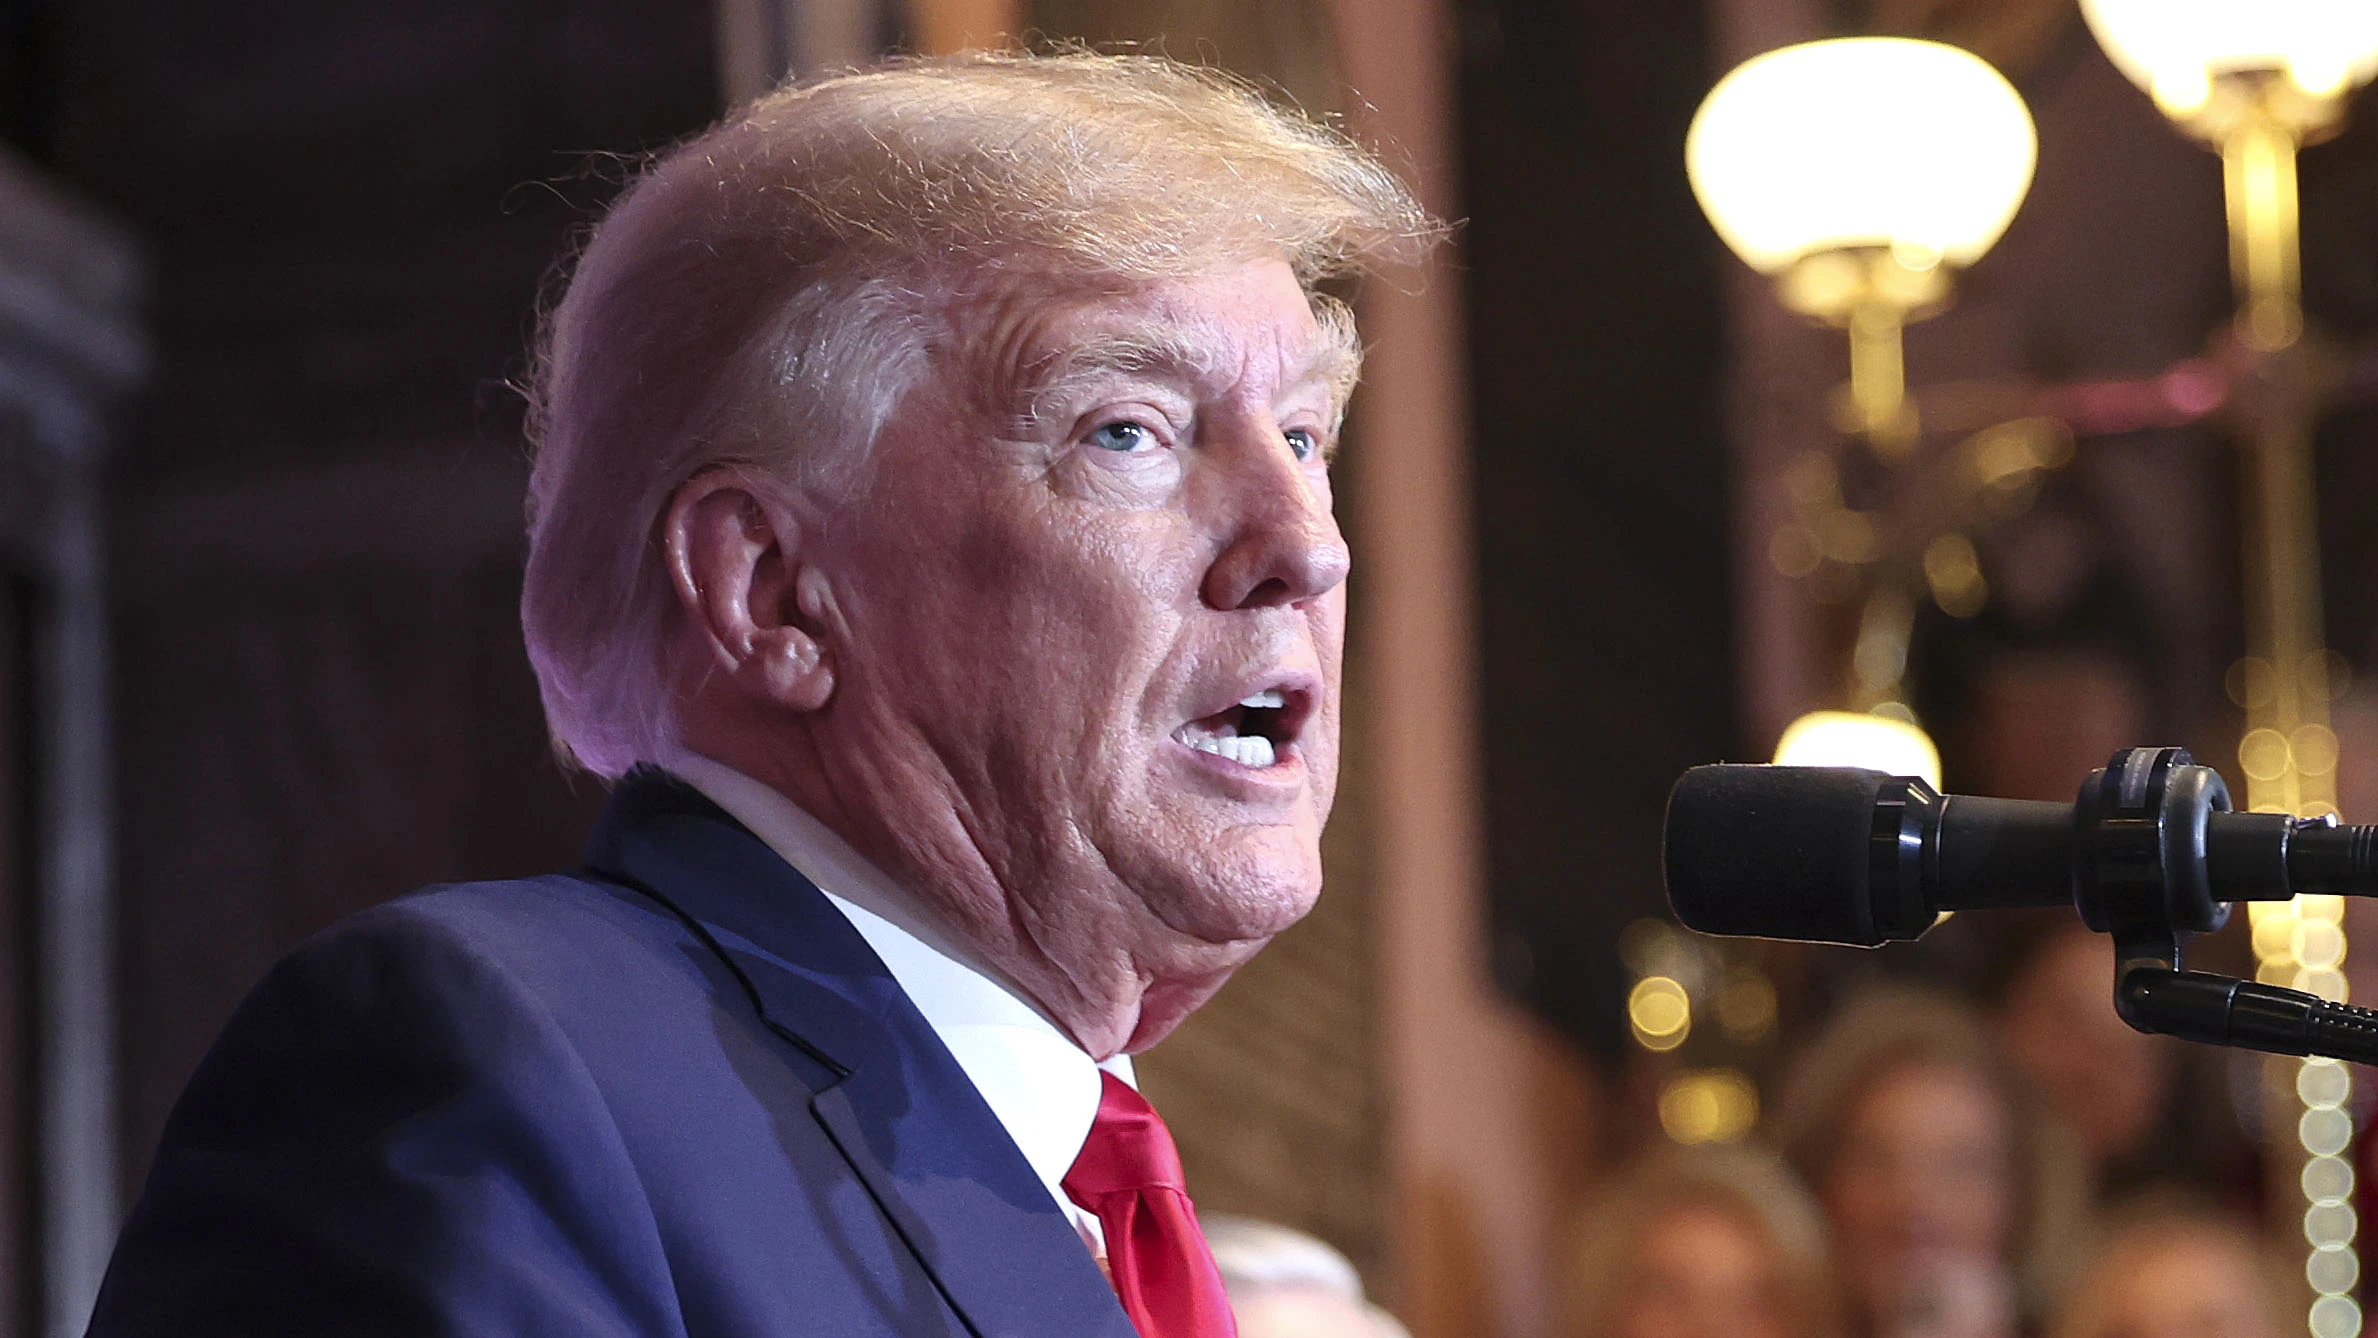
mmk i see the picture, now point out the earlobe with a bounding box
[661,469,837,714]
[753,623,834,711]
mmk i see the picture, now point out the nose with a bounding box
[1199,426,1351,612]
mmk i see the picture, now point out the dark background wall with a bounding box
[1457,0,1739,1060]
[11,0,718,1196]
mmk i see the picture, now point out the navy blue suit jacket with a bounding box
[86,769,1138,1337]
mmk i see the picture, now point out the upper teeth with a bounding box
[1240,689,1286,709]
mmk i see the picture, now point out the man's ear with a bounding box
[662,468,836,713]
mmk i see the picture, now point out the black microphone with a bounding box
[1663,750,2378,1065]
[1663,762,2378,948]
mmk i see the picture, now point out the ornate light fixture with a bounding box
[2081,0,2378,350]
[1688,37,2035,455]
[1687,37,2038,775]
[2077,6,2378,1332]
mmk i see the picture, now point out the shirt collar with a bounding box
[669,755,1132,1233]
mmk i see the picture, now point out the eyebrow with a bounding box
[1013,308,1365,433]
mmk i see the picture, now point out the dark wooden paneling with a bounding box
[45,0,719,487]
[26,0,718,1192]
[111,532,612,1186]
[1458,0,1739,1059]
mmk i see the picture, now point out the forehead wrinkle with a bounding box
[1017,300,1363,432]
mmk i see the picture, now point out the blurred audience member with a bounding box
[1203,1215,1409,1338]
[2049,1200,2286,1338]
[1770,988,2087,1338]
[1560,1144,1839,1338]
[1988,916,2249,1200]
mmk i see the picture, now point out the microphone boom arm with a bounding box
[2080,748,2378,1064]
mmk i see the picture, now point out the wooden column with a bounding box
[1323,4,1579,1336]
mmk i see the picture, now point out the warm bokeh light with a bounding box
[1714,970,1778,1043]
[1686,37,2037,275]
[1628,976,1693,1052]
[1657,1069,1760,1144]
[1771,709,1944,787]
[2078,0,2378,116]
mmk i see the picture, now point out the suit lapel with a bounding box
[583,769,1134,1338]
[813,1069,1138,1338]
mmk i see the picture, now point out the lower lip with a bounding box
[1169,738,1306,792]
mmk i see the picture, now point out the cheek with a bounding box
[1073,521,1205,636]
[1051,527,1204,726]
[923,516,1211,815]
[928,503,1199,677]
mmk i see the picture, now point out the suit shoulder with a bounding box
[94,875,697,1338]
[223,871,752,1088]
[312,872,702,1002]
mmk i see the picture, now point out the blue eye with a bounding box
[1285,428,1321,461]
[1088,421,1154,452]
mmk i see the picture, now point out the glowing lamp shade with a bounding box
[2079,0,2378,113]
[1686,38,2038,275]
[1772,709,1942,787]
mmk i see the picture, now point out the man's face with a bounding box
[812,256,1350,1049]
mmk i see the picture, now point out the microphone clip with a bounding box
[2081,747,2378,1064]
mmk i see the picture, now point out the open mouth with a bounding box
[1174,688,1305,769]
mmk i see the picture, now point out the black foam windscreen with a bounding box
[1662,764,1891,946]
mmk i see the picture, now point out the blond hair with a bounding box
[520,51,1439,776]
[1559,1144,1841,1338]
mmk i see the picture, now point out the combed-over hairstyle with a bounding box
[521,50,1440,777]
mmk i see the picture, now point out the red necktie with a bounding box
[1062,1071,1239,1338]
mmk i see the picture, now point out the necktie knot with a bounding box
[1064,1072,1189,1200]
[1063,1072,1236,1338]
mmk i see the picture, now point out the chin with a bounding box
[1100,838,1319,1054]
[1137,834,1323,946]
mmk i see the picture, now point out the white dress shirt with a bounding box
[672,755,1130,1254]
